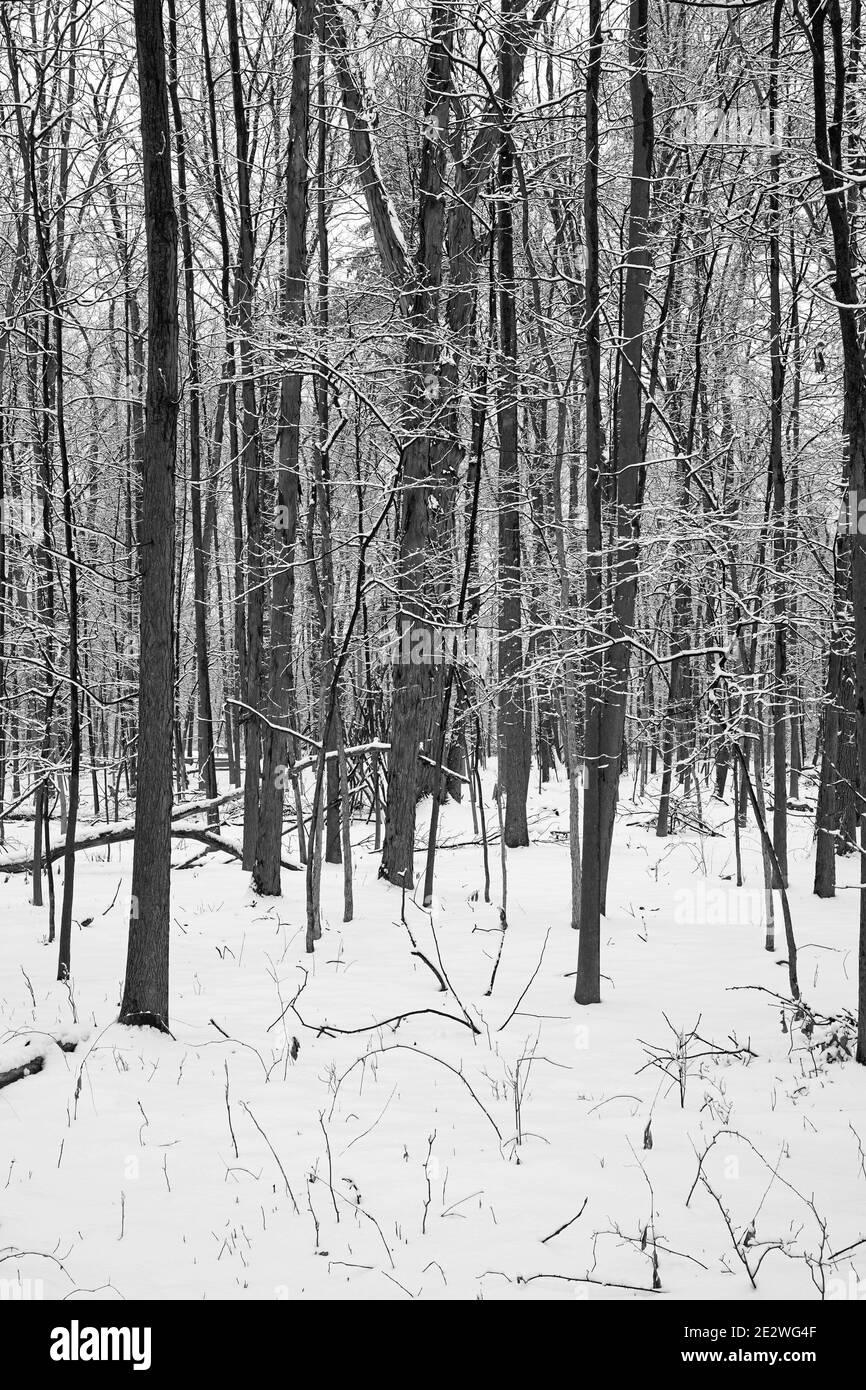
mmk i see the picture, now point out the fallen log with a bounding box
[173,827,301,872]
[0,818,301,875]
[0,1056,45,1090]
[170,788,244,820]
[0,1035,81,1091]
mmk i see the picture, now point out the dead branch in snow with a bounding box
[300,1004,480,1038]
[540,1197,588,1244]
[515,1271,661,1294]
[239,1101,300,1214]
[498,928,551,1031]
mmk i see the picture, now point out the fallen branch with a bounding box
[541,1198,588,1244]
[516,1271,661,1294]
[0,817,300,874]
[498,929,550,1031]
[299,1005,480,1038]
[240,1101,300,1214]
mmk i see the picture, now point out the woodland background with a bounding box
[0,0,864,1051]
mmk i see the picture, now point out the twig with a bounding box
[328,1045,503,1144]
[498,929,551,1032]
[240,1102,299,1214]
[319,1112,340,1223]
[541,1197,588,1244]
[224,1062,238,1160]
[516,1272,660,1293]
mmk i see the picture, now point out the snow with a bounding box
[1,768,864,1301]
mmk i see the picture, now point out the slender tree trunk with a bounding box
[769,0,788,886]
[23,1,83,981]
[576,0,604,1002]
[808,0,866,1060]
[253,0,315,895]
[167,0,218,824]
[578,0,653,1002]
[496,0,531,849]
[225,0,264,870]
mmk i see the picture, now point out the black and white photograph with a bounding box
[0,0,864,1357]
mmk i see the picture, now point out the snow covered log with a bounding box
[0,1032,84,1091]
[0,796,301,876]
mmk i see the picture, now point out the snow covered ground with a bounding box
[1,768,864,1301]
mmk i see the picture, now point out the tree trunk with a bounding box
[577,0,653,1003]
[496,0,531,850]
[769,0,788,887]
[119,0,179,1031]
[808,0,866,1061]
[167,0,218,825]
[576,0,604,1002]
[253,0,315,896]
[815,537,845,893]
[380,3,454,886]
[226,0,264,871]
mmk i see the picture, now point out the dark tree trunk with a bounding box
[595,0,654,905]
[119,0,179,1030]
[306,11,346,904]
[577,0,653,1002]
[199,0,244,793]
[496,0,531,849]
[576,0,604,1002]
[808,0,866,1061]
[380,3,454,887]
[225,0,264,870]
[167,0,218,824]
[814,572,844,896]
[769,0,788,886]
[837,655,859,852]
[253,0,315,896]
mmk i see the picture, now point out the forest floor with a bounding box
[1,765,865,1301]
